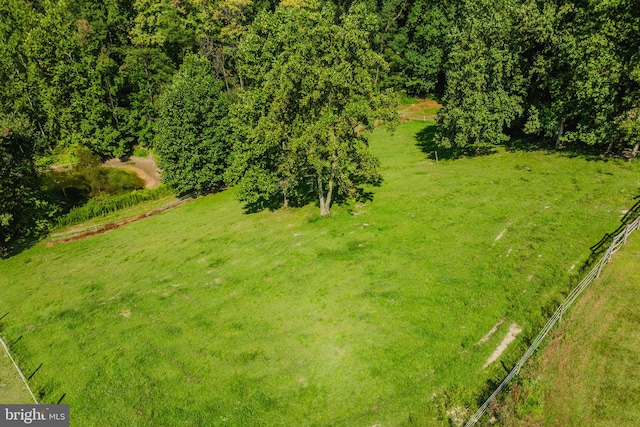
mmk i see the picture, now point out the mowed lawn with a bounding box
[1,121,639,425]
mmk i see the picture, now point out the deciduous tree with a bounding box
[155,54,233,195]
[436,1,525,154]
[227,1,396,215]
[0,129,55,253]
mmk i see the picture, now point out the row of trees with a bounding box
[436,0,640,154]
[2,0,640,250]
[156,1,396,214]
[2,0,639,159]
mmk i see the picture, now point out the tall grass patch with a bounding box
[54,186,172,228]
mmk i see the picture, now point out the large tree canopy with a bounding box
[434,0,640,155]
[227,0,397,215]
[155,53,233,195]
[436,0,526,153]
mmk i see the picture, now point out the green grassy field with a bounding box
[496,233,640,427]
[0,343,34,404]
[1,121,639,425]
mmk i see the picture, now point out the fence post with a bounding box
[595,247,611,278]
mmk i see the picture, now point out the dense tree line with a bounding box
[436,0,640,154]
[1,0,639,247]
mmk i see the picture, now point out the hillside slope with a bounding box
[499,233,640,426]
[1,121,639,425]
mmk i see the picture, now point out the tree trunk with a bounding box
[605,140,614,155]
[325,177,334,214]
[555,117,565,149]
[317,175,332,216]
[632,142,639,158]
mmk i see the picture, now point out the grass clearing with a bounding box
[1,121,639,425]
[399,100,442,121]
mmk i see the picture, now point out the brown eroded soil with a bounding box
[398,99,443,122]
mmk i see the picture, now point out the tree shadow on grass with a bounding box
[1,237,41,259]
[506,135,616,162]
[414,125,499,160]
[242,195,287,214]
[583,194,640,269]
[415,125,454,160]
[242,180,379,215]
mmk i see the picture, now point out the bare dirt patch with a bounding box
[483,323,522,368]
[103,155,161,189]
[477,318,505,345]
[399,99,442,122]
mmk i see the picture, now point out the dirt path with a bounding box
[103,155,161,189]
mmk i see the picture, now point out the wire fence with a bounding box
[0,334,38,404]
[464,210,640,426]
[48,193,193,243]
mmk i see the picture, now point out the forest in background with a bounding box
[1,0,640,248]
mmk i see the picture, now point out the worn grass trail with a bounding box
[0,121,639,425]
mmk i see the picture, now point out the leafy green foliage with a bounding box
[391,0,459,97]
[0,129,56,252]
[75,146,102,170]
[2,0,638,188]
[228,1,397,215]
[155,54,233,195]
[518,1,622,147]
[0,0,43,150]
[436,1,525,154]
